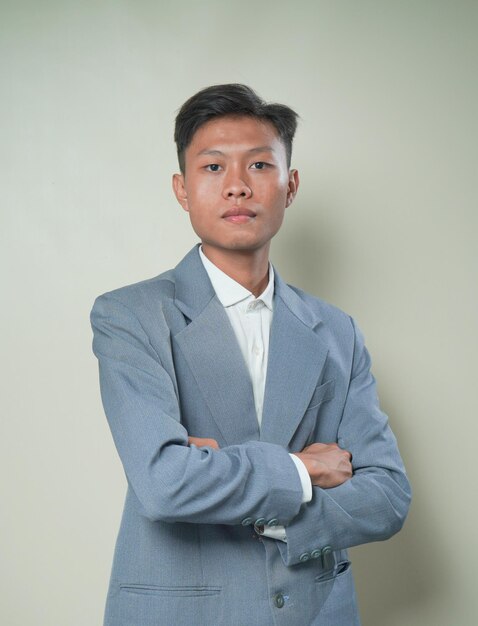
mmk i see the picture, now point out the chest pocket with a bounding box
[306,379,335,411]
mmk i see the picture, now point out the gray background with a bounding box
[1,1,477,624]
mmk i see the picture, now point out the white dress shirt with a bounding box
[199,247,312,541]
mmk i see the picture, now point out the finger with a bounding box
[189,436,220,449]
[339,448,352,462]
[188,436,209,447]
[302,442,328,453]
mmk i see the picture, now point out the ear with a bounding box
[285,169,300,208]
[172,173,189,211]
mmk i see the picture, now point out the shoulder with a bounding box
[92,267,177,313]
[289,284,348,319]
[286,284,372,369]
[280,280,361,357]
[90,267,183,346]
[284,281,353,328]
[282,283,369,374]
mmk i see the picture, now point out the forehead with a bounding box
[188,115,284,156]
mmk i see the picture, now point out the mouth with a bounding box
[222,207,257,224]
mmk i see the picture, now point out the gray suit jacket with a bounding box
[91,245,411,626]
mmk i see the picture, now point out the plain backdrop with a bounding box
[1,1,477,624]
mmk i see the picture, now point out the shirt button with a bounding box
[274,593,285,609]
[252,344,261,356]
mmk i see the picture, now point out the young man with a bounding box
[91,84,411,626]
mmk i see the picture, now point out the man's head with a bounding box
[174,84,298,175]
[172,84,300,261]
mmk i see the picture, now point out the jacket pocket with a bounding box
[306,379,335,411]
[315,560,351,584]
[119,584,222,597]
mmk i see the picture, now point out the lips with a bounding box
[222,207,257,219]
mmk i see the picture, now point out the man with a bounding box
[91,84,411,626]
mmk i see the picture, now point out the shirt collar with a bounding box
[199,246,274,310]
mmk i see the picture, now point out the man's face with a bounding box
[172,115,299,257]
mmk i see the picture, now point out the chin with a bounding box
[224,238,269,252]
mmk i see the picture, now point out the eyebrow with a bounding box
[196,145,275,157]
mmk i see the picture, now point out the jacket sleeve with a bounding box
[90,292,304,525]
[276,317,412,566]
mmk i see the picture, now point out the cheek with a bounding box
[186,211,210,241]
[259,174,289,202]
[267,188,289,217]
[188,180,220,210]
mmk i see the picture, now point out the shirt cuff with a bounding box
[261,525,288,542]
[289,454,313,503]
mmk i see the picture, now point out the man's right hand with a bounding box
[293,442,353,488]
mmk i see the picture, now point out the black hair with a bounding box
[174,83,299,174]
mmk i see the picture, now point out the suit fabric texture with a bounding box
[91,245,411,626]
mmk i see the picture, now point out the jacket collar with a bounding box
[173,244,322,329]
[172,244,217,321]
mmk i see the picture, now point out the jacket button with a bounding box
[311,549,321,559]
[299,552,310,562]
[241,517,253,526]
[267,518,279,526]
[255,517,266,526]
[274,593,285,608]
[321,545,333,568]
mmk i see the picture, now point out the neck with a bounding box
[201,244,271,297]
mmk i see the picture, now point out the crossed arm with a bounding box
[91,293,411,566]
[189,437,353,489]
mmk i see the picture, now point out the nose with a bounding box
[222,170,252,199]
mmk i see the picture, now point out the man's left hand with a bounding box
[188,436,220,449]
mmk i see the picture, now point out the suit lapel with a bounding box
[260,272,329,448]
[170,246,328,449]
[172,246,259,446]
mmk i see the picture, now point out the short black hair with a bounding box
[174,83,299,174]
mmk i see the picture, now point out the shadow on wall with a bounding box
[273,208,343,299]
[350,413,439,626]
[276,216,443,626]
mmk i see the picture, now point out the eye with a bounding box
[250,162,268,170]
[205,164,221,172]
